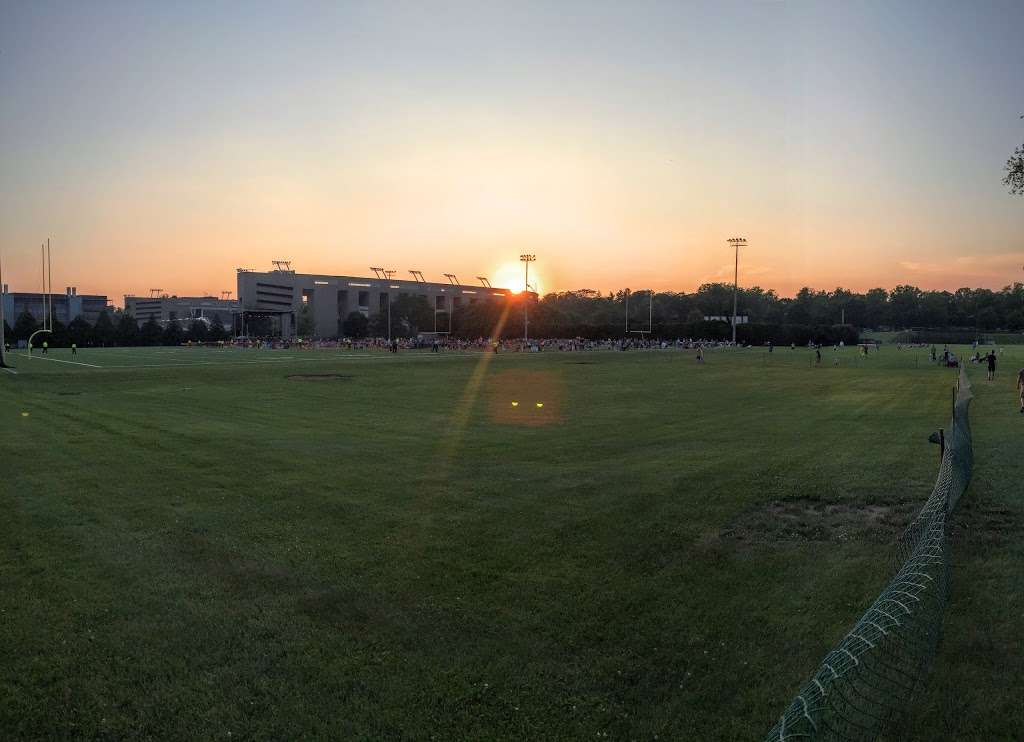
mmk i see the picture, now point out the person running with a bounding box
[71,343,77,356]
[1018,368,1024,413]
[42,340,48,355]
[987,350,997,381]
[815,346,822,364]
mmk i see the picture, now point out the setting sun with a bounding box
[492,261,542,294]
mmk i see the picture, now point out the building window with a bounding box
[436,295,446,309]
[358,291,369,307]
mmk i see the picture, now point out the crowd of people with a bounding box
[222,335,746,354]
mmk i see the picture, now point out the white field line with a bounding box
[17,353,102,368]
[1,366,17,374]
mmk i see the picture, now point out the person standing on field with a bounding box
[71,343,77,356]
[1018,368,1024,413]
[987,350,997,381]
[42,341,48,355]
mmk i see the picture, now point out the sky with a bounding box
[1,0,1023,305]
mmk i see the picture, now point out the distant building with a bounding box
[123,294,240,328]
[1,284,109,325]
[237,268,520,338]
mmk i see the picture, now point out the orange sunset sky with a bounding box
[1,2,1023,306]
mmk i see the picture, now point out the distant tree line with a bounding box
[343,283,1024,341]
[5,309,230,347]
[6,282,1024,346]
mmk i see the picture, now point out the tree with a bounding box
[209,315,227,341]
[48,318,69,347]
[117,313,140,346]
[162,321,184,346]
[139,317,162,346]
[93,310,116,346]
[863,288,890,328]
[67,316,92,347]
[297,303,315,337]
[387,295,435,337]
[342,311,369,339]
[188,319,208,343]
[918,291,950,328]
[1006,115,1024,195]
[889,285,922,329]
[13,311,38,342]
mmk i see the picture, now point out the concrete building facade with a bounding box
[1,284,109,325]
[124,295,240,328]
[237,269,513,338]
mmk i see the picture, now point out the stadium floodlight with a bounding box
[221,291,232,300]
[408,270,426,283]
[272,260,293,273]
[519,254,536,343]
[443,273,459,286]
[726,237,747,344]
[380,269,398,343]
[476,276,491,288]
[369,266,386,279]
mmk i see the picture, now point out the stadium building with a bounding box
[237,267,517,338]
[1,284,109,325]
[124,294,240,328]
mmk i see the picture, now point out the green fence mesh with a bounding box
[764,366,973,741]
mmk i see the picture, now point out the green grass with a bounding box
[0,344,1017,739]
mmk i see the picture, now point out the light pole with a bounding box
[382,268,396,345]
[726,237,747,344]
[519,254,535,344]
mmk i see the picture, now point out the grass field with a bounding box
[1,344,1021,740]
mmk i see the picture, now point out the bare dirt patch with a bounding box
[286,374,353,381]
[721,498,920,546]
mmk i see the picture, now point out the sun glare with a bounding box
[492,262,541,294]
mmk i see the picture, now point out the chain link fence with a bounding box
[764,366,973,741]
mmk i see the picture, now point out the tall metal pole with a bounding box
[727,238,746,345]
[47,238,53,331]
[732,243,738,344]
[382,268,395,345]
[519,254,535,344]
[625,289,630,334]
[649,290,653,336]
[41,244,46,330]
[524,261,529,342]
